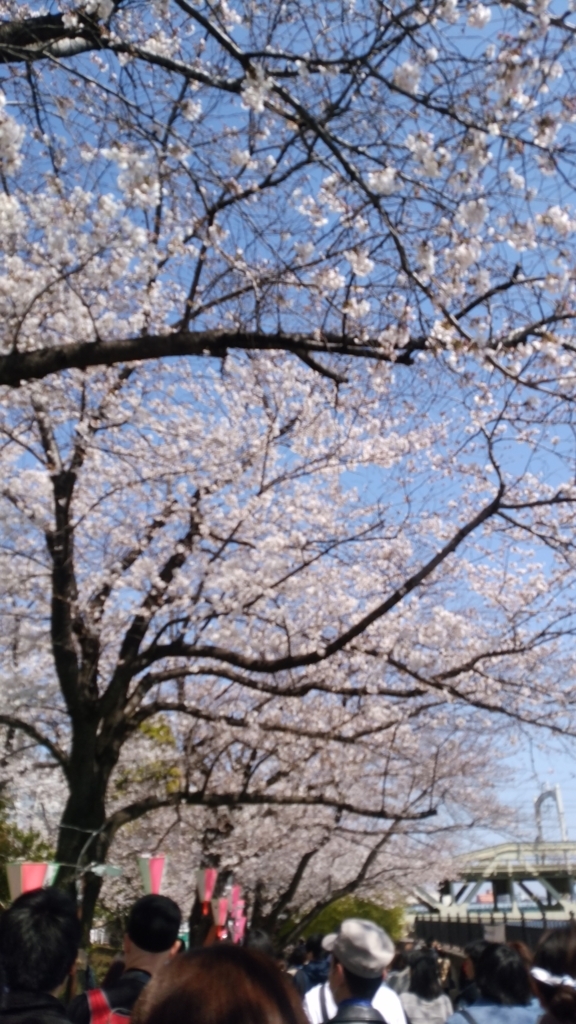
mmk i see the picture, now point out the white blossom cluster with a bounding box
[0,351,576,912]
[0,0,576,914]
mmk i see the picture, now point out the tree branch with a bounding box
[0,714,68,773]
[143,484,505,674]
[281,825,398,944]
[0,329,423,387]
[104,789,437,839]
[0,11,107,63]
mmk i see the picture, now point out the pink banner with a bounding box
[138,855,165,894]
[21,863,48,892]
[149,856,164,894]
[211,897,228,927]
[197,868,218,903]
[6,862,48,901]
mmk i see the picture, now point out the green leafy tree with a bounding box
[0,802,53,907]
[284,897,404,945]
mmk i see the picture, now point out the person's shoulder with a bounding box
[447,1004,538,1024]
[0,994,69,1024]
[332,1005,385,1023]
[374,985,407,1024]
[294,968,309,995]
[66,993,89,1024]
[303,983,322,1011]
[304,983,320,1002]
[506,1005,545,1023]
[377,984,404,1006]
[445,1009,473,1024]
[105,970,150,1011]
[302,983,323,1024]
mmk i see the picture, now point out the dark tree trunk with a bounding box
[54,726,115,943]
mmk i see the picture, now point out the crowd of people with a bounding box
[0,888,574,1024]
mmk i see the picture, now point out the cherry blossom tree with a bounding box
[0,1,574,390]
[2,0,576,937]
[1,350,576,933]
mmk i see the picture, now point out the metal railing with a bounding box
[414,911,575,950]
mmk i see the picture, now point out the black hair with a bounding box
[476,943,531,1006]
[336,959,381,1002]
[388,952,408,973]
[533,924,576,1023]
[305,934,325,961]
[463,939,489,966]
[127,895,181,953]
[409,953,442,1000]
[0,887,81,993]
[287,947,306,968]
[243,928,276,959]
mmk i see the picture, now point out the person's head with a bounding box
[124,895,182,972]
[532,924,576,1023]
[462,938,489,980]
[388,952,408,973]
[323,919,395,1005]
[305,934,324,962]
[131,944,308,1024]
[0,887,81,994]
[244,928,276,959]
[508,941,532,972]
[287,946,306,969]
[476,942,532,1006]
[408,953,442,1000]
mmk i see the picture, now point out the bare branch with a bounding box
[0,714,68,772]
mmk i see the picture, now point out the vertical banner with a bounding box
[6,862,49,901]
[211,897,229,938]
[197,868,218,915]
[45,863,60,887]
[138,854,165,894]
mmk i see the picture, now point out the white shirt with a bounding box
[304,981,407,1024]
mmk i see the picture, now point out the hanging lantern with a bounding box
[137,854,165,894]
[211,897,229,938]
[197,868,218,915]
[6,862,49,901]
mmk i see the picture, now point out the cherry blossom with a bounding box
[0,0,576,932]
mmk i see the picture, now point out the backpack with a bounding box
[86,990,131,1024]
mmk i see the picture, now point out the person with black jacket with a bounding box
[68,895,181,1024]
[0,887,81,1024]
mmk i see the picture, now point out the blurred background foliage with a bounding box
[283,897,404,944]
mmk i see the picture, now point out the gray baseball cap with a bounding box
[322,918,395,978]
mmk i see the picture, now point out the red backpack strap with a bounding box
[86,989,112,1024]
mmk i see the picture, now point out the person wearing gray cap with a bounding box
[303,919,407,1024]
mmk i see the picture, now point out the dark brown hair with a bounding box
[507,941,532,972]
[476,943,532,1006]
[132,944,308,1024]
[533,925,576,1023]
